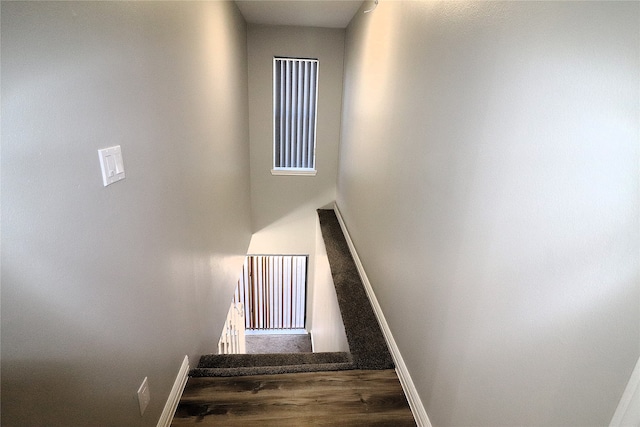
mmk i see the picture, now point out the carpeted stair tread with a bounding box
[190,362,356,377]
[197,352,352,369]
[317,209,395,370]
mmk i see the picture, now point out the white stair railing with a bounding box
[217,302,246,354]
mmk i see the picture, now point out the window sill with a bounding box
[271,169,317,176]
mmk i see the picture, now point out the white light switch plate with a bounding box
[98,145,125,186]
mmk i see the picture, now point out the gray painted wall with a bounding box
[246,24,346,345]
[1,2,251,425]
[247,24,344,236]
[338,2,639,426]
[311,215,350,353]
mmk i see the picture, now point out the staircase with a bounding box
[190,208,393,378]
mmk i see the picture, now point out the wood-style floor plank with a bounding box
[172,369,416,426]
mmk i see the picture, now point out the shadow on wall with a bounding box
[248,197,335,251]
[251,183,336,236]
[3,356,177,426]
[2,360,125,426]
[1,263,197,426]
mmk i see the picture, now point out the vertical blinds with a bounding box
[273,58,318,170]
[235,255,307,330]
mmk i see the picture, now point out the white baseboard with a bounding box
[610,355,640,427]
[310,329,316,352]
[333,203,432,427]
[156,355,189,427]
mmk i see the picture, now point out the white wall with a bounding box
[246,24,346,340]
[338,2,639,426]
[1,2,252,425]
[310,215,350,353]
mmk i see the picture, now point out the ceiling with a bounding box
[235,1,364,29]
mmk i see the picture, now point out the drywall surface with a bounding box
[338,2,639,426]
[246,24,345,335]
[247,24,344,236]
[310,215,350,353]
[1,2,251,426]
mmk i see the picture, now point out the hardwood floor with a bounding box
[172,369,416,426]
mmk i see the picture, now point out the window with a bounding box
[273,57,318,175]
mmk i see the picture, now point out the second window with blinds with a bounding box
[272,57,319,175]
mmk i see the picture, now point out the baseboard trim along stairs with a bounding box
[333,203,433,427]
[156,355,189,427]
[610,355,640,427]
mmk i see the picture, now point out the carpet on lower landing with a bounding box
[245,334,312,354]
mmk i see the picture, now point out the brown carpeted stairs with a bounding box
[189,208,394,377]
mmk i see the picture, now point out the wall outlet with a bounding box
[137,377,150,415]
